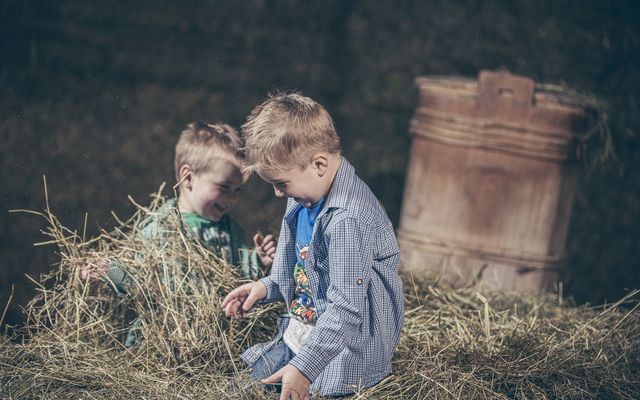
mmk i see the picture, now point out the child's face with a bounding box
[181,159,245,221]
[258,161,329,208]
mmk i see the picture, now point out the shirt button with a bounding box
[356,278,363,285]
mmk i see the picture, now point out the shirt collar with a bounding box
[322,156,354,212]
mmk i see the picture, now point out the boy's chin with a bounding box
[203,211,224,222]
[294,198,315,208]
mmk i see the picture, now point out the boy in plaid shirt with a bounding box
[223,93,403,399]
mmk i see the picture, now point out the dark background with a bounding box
[1,0,639,332]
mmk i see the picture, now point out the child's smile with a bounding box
[179,159,245,221]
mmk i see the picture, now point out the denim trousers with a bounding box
[248,341,353,398]
[249,340,295,381]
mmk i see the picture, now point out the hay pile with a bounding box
[1,192,639,399]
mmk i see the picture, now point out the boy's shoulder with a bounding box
[318,157,398,256]
[136,198,179,236]
[325,157,387,222]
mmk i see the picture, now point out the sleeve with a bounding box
[228,218,261,280]
[258,275,285,304]
[256,210,295,304]
[103,259,132,295]
[236,245,262,280]
[288,217,372,382]
[103,214,162,296]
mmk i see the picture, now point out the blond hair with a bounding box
[241,92,341,172]
[174,122,244,181]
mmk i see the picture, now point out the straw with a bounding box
[1,190,638,399]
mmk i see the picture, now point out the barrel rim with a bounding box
[415,74,602,111]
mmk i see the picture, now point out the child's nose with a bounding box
[273,186,286,198]
[220,192,238,206]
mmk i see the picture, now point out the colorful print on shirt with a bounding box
[288,199,325,325]
[289,260,317,324]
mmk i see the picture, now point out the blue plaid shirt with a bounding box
[241,157,404,396]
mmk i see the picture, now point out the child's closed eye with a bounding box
[217,184,231,192]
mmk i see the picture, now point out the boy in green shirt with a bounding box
[82,122,276,346]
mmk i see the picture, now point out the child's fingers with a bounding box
[221,292,233,308]
[262,234,275,244]
[224,304,232,318]
[222,296,244,313]
[231,302,243,319]
[262,240,276,253]
[223,298,234,317]
[225,299,244,319]
[222,285,249,307]
[243,281,267,311]
[261,367,284,384]
[242,290,260,311]
[263,249,276,260]
[253,232,264,247]
[280,388,301,400]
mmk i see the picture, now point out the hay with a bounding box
[1,190,639,399]
[371,277,639,399]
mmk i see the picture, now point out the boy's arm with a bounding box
[102,213,164,295]
[255,217,293,304]
[287,217,372,383]
[81,257,131,295]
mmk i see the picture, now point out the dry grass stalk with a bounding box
[1,189,639,399]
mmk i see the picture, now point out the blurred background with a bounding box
[1,0,639,332]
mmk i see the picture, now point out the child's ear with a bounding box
[178,164,194,190]
[311,154,329,177]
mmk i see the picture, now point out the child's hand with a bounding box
[253,232,277,271]
[262,364,311,400]
[221,281,267,319]
[79,258,108,281]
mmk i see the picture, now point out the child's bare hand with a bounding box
[253,232,277,271]
[262,364,311,400]
[221,281,267,319]
[80,258,108,281]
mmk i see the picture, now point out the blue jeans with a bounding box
[248,342,352,398]
[249,340,295,391]
[250,340,295,379]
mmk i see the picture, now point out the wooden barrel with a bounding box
[398,70,597,293]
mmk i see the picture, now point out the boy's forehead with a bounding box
[206,156,242,171]
[202,158,245,181]
[257,168,296,182]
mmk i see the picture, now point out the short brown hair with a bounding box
[241,92,341,172]
[174,122,244,181]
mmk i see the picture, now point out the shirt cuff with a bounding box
[259,276,281,303]
[288,349,325,383]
